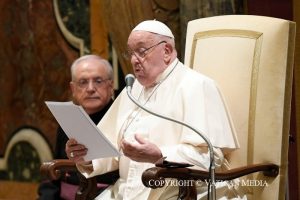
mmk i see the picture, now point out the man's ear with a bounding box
[70,81,75,96]
[164,43,173,63]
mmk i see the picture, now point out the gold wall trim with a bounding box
[0,128,53,170]
[53,0,86,56]
[189,29,263,165]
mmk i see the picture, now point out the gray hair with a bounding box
[70,55,113,80]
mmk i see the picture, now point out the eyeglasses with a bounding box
[74,78,110,89]
[123,41,166,60]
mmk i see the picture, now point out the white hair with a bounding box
[70,55,113,80]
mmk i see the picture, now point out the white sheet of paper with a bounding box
[45,101,120,161]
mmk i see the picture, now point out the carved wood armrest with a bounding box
[40,159,99,200]
[142,163,279,189]
[40,159,77,180]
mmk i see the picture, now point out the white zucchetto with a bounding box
[132,20,174,39]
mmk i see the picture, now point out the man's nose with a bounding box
[131,53,142,63]
[86,81,95,90]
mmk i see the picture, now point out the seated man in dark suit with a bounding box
[38,55,119,200]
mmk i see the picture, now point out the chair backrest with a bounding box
[184,15,295,200]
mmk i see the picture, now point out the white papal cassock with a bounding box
[77,58,246,200]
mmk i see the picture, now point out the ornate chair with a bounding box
[40,15,296,200]
[142,15,296,199]
[40,159,99,200]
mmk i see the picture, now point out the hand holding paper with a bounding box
[45,101,120,161]
[65,138,88,162]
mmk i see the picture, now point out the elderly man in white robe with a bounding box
[65,20,246,200]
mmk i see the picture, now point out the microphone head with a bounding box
[125,74,135,88]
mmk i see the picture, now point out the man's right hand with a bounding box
[65,138,88,163]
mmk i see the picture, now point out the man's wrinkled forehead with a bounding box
[127,31,155,46]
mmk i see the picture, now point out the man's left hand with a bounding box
[120,134,162,163]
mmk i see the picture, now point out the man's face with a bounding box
[70,59,113,114]
[127,31,167,87]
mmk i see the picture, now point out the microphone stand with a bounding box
[126,84,216,200]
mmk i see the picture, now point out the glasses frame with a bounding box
[124,41,166,60]
[74,78,111,89]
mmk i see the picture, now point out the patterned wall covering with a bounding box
[0,0,78,182]
[57,0,91,50]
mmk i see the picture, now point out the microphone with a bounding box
[125,74,216,200]
[125,74,135,92]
